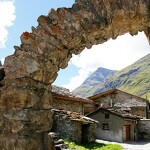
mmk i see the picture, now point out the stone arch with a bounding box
[0,0,150,149]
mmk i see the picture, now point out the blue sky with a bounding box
[0,0,150,91]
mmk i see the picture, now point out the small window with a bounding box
[95,103,99,107]
[105,113,109,119]
[102,123,109,130]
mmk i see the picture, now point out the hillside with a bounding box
[73,53,150,100]
[73,67,117,97]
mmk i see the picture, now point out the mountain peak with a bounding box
[73,53,150,100]
[73,67,117,97]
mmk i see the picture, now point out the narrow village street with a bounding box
[96,139,150,150]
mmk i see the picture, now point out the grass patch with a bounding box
[65,141,123,150]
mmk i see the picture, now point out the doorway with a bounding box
[125,125,131,141]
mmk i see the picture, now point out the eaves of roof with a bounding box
[52,93,93,104]
[88,89,149,103]
[87,107,141,120]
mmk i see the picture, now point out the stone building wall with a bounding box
[52,98,83,114]
[84,103,96,115]
[138,119,150,140]
[94,90,148,118]
[52,112,82,142]
[52,110,97,143]
[88,109,138,142]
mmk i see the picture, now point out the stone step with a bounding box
[55,143,68,150]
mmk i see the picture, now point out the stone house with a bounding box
[87,107,140,142]
[51,109,98,143]
[88,89,150,118]
[52,85,93,115]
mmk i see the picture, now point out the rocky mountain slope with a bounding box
[73,67,117,97]
[73,54,150,100]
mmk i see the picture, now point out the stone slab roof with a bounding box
[107,107,142,119]
[52,85,78,98]
[52,109,98,124]
[114,98,147,107]
[88,89,117,100]
[52,85,93,104]
[87,107,141,120]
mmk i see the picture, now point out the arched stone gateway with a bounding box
[0,0,150,149]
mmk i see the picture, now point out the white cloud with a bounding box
[0,58,5,65]
[64,32,150,91]
[64,69,90,91]
[0,0,16,48]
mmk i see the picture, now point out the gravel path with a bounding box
[96,139,150,150]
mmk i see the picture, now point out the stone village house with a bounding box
[87,107,140,142]
[51,109,98,143]
[87,89,150,118]
[50,86,150,143]
[85,89,150,142]
[50,86,98,143]
[52,85,93,115]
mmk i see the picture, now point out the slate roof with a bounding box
[88,89,117,99]
[114,99,147,107]
[52,85,78,98]
[87,107,141,120]
[107,107,142,119]
[52,85,93,104]
[88,89,149,105]
[52,109,98,124]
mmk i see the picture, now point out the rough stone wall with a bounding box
[138,119,150,139]
[52,98,83,114]
[84,102,96,115]
[0,0,150,149]
[52,112,82,142]
[0,78,54,150]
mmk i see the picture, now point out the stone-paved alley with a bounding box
[96,139,150,150]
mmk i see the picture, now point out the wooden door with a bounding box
[125,125,131,141]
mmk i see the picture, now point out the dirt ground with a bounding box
[96,139,150,150]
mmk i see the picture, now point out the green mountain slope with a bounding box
[73,53,150,100]
[73,67,117,97]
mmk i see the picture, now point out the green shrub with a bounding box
[65,141,123,150]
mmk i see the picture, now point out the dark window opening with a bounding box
[105,113,109,119]
[95,103,99,107]
[102,123,109,130]
[124,110,130,113]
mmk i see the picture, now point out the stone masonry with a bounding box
[138,119,150,140]
[0,0,150,149]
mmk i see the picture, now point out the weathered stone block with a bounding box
[1,89,39,109]
[0,134,44,150]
